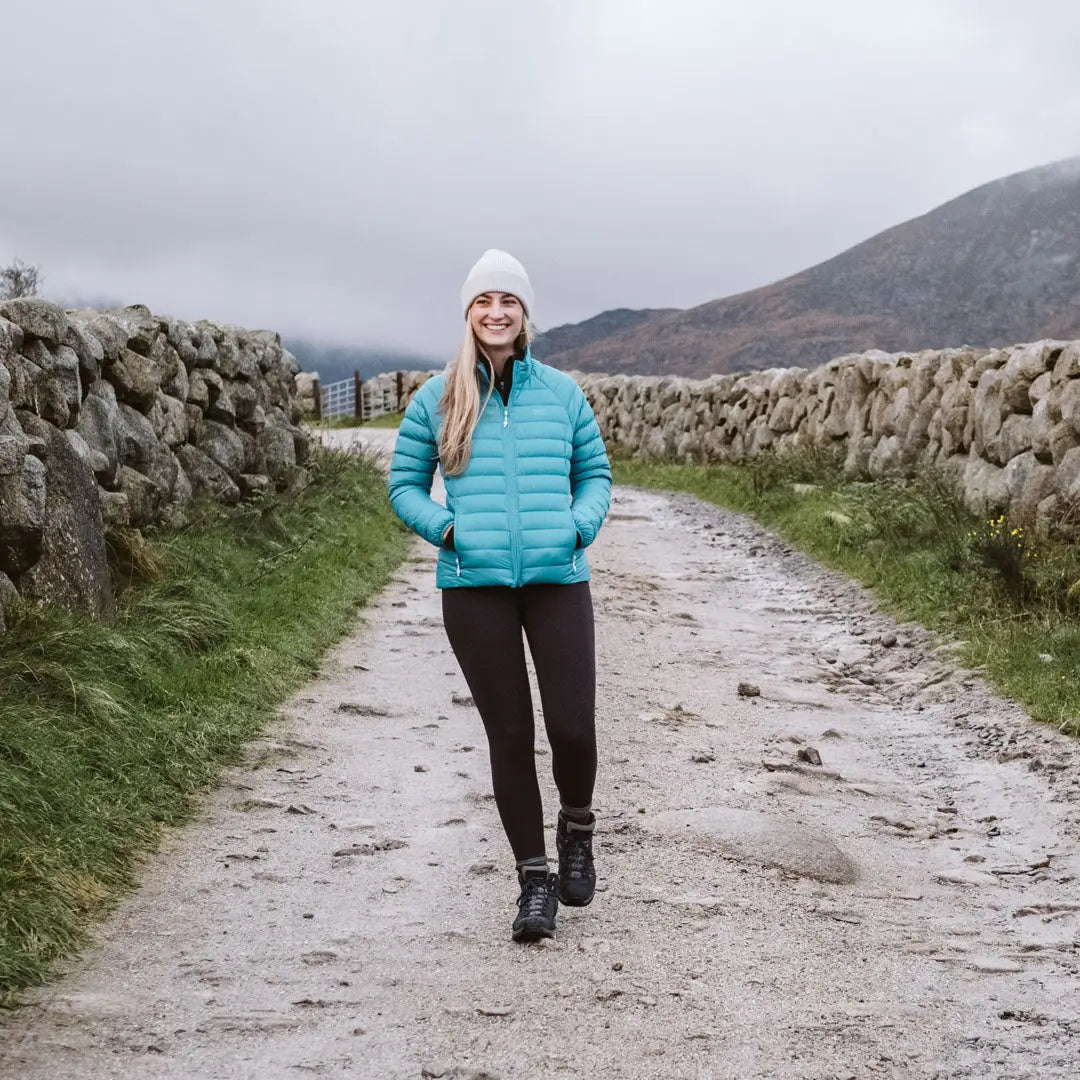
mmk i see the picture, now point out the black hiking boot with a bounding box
[556,811,596,907]
[512,868,559,942]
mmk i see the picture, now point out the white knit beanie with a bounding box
[460,249,534,319]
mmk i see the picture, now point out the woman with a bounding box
[388,249,611,942]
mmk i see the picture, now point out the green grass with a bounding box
[614,451,1080,733]
[0,445,410,1005]
[363,412,404,429]
[311,412,403,430]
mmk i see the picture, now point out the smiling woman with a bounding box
[387,249,612,944]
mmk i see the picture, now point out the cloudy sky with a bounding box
[1,0,1078,360]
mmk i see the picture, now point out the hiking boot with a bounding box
[556,811,596,907]
[512,868,559,942]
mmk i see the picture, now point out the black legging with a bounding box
[441,582,597,863]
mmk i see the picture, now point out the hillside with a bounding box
[531,307,678,362]
[541,157,1080,377]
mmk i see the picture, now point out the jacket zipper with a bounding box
[503,372,523,586]
[572,552,578,574]
[455,554,461,577]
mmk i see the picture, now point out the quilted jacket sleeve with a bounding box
[387,389,454,548]
[568,383,612,548]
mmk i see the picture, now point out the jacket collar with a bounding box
[477,345,533,386]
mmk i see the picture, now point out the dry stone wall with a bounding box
[0,299,310,628]
[375,338,1080,534]
[574,339,1080,530]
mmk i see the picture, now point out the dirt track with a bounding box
[3,430,1080,1080]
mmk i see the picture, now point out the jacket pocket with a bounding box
[561,508,579,557]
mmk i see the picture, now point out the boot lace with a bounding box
[519,873,554,918]
[562,831,592,879]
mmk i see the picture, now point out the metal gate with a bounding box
[320,377,356,418]
[318,373,402,421]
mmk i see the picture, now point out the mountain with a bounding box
[284,338,441,384]
[540,158,1080,378]
[531,307,679,362]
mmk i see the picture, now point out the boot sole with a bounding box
[558,888,595,907]
[512,918,556,943]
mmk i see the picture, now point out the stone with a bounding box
[1006,453,1055,521]
[1028,371,1053,406]
[177,338,199,369]
[867,434,903,477]
[158,393,189,448]
[1052,343,1080,383]
[161,346,189,401]
[643,806,858,884]
[281,464,311,494]
[1059,378,1080,435]
[194,326,219,365]
[999,413,1033,460]
[0,316,24,366]
[69,310,126,361]
[21,426,114,616]
[0,453,46,577]
[293,420,311,468]
[63,317,106,387]
[117,402,160,472]
[99,491,130,527]
[198,419,245,476]
[171,457,193,502]
[0,433,26,476]
[1048,421,1080,465]
[22,339,78,428]
[176,444,241,506]
[967,956,1024,975]
[0,569,18,631]
[63,429,108,475]
[236,429,264,473]
[108,347,161,409]
[117,465,162,527]
[186,369,211,409]
[1030,397,1054,461]
[1055,447,1080,502]
[0,298,68,345]
[108,304,162,357]
[257,424,297,477]
[76,382,124,487]
[239,473,271,495]
[962,455,1008,515]
[206,387,236,423]
[184,403,203,445]
[229,381,258,421]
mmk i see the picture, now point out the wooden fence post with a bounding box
[313,378,322,421]
[354,372,363,420]
[396,371,404,412]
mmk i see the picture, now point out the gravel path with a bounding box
[3,430,1080,1079]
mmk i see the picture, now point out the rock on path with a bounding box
[3,431,1080,1079]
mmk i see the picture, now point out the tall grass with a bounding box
[0,444,409,1004]
[614,450,1080,733]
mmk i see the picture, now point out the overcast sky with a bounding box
[1,0,1078,360]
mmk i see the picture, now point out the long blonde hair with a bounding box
[439,318,532,476]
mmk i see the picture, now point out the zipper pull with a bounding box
[503,407,508,429]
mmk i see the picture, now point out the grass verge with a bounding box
[614,451,1080,733]
[312,412,403,430]
[0,444,409,1005]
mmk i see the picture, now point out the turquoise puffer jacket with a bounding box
[388,351,612,589]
